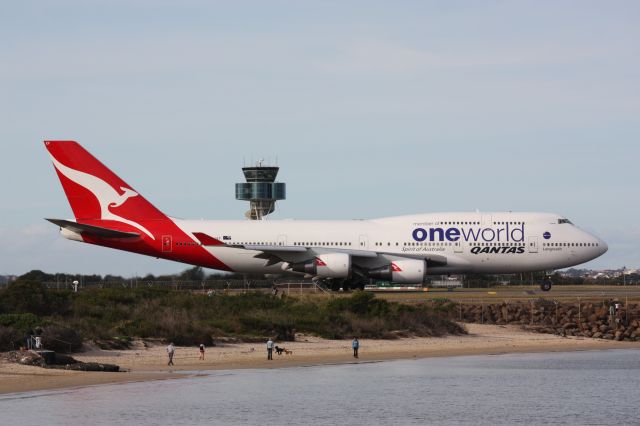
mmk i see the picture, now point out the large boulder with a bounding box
[18,351,46,367]
[64,362,119,372]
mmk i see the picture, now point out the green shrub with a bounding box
[41,325,83,353]
[0,285,466,348]
[0,313,41,332]
[0,281,51,315]
[0,325,24,351]
[326,291,390,316]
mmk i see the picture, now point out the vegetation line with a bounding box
[0,280,464,352]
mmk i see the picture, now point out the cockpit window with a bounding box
[558,218,573,224]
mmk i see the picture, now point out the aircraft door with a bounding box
[277,234,287,246]
[481,214,492,227]
[162,235,172,252]
[528,236,538,253]
[454,241,463,253]
[359,235,368,250]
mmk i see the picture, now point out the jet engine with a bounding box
[367,259,426,284]
[288,253,351,278]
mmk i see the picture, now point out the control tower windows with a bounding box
[236,164,286,220]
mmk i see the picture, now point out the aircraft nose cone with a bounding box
[599,239,608,255]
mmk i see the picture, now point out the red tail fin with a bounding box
[45,141,167,238]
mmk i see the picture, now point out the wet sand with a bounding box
[2,324,638,394]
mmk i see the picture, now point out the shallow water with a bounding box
[2,349,639,425]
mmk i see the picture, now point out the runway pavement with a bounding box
[376,285,640,304]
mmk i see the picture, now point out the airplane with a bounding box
[44,141,608,292]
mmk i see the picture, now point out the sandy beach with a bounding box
[2,323,638,395]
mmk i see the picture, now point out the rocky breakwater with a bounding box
[3,350,120,372]
[455,301,640,342]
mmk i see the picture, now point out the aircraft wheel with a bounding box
[330,280,341,292]
[540,277,552,292]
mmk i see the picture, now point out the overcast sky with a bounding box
[1,1,638,276]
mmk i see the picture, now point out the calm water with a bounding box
[1,349,639,426]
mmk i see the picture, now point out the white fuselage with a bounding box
[173,212,607,275]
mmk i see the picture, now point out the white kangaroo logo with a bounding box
[50,155,155,240]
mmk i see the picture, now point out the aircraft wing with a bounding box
[191,232,447,267]
[250,246,448,267]
[46,218,141,239]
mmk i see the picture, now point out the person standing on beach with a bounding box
[199,343,205,360]
[167,342,175,366]
[267,338,274,360]
[352,337,359,358]
[609,303,615,325]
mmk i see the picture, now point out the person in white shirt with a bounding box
[167,343,176,366]
[266,338,274,360]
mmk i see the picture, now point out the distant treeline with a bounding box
[0,280,464,352]
[16,267,255,284]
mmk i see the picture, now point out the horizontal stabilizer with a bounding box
[45,218,141,239]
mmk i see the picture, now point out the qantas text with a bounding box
[412,223,524,243]
[470,246,525,254]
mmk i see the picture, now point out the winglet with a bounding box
[193,232,225,246]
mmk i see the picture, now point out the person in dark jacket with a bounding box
[352,337,359,358]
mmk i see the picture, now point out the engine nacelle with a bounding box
[368,259,426,284]
[289,253,351,278]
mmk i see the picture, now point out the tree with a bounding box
[179,266,205,281]
[17,270,54,282]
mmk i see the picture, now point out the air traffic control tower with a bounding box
[235,161,286,220]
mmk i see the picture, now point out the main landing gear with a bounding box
[540,275,553,292]
[326,279,365,292]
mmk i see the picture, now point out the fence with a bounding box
[43,279,277,292]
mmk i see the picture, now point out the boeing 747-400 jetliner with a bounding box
[44,141,607,291]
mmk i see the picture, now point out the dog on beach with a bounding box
[274,346,292,355]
